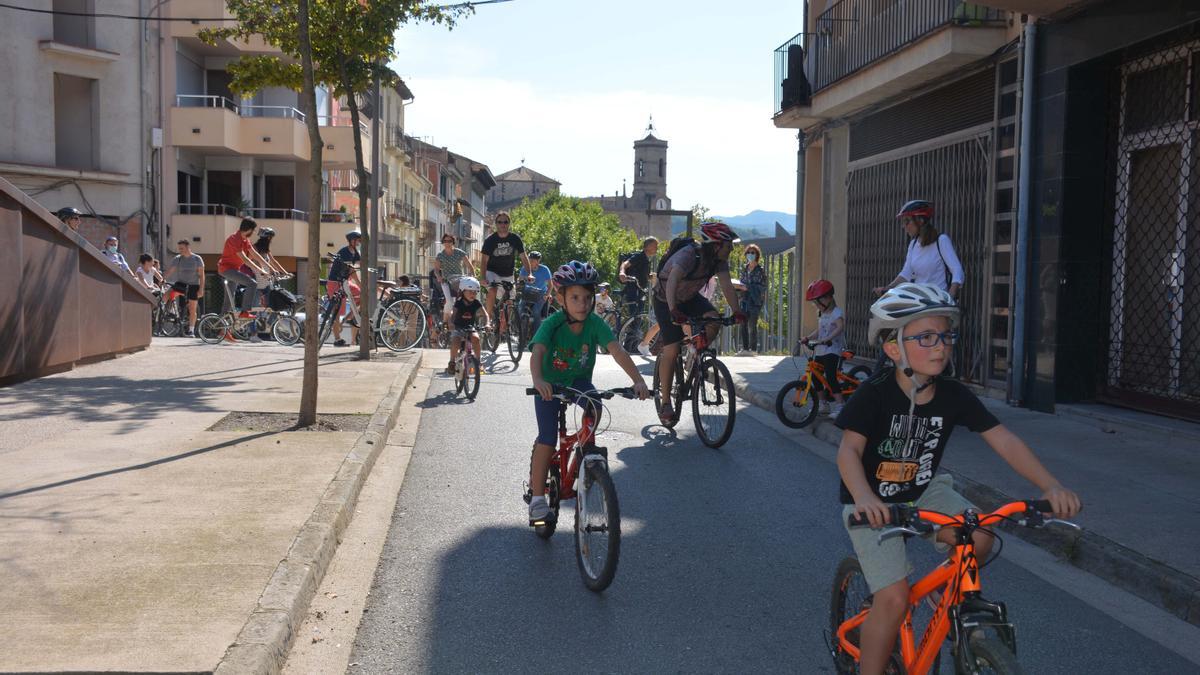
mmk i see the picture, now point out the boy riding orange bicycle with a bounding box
[834,283,1080,675]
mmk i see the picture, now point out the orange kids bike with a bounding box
[831,500,1080,675]
[774,340,871,428]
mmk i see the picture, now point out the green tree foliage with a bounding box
[509,194,640,285]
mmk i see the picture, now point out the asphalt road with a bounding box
[350,351,1200,674]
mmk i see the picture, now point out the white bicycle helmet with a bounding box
[458,276,481,293]
[868,283,959,346]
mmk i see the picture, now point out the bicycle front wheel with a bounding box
[830,557,871,675]
[196,313,228,344]
[962,633,1022,674]
[775,379,819,428]
[378,300,425,352]
[506,305,523,363]
[463,354,480,400]
[575,461,620,592]
[618,313,652,354]
[692,357,736,448]
[272,315,302,346]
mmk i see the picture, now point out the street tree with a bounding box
[509,193,640,285]
[201,1,464,423]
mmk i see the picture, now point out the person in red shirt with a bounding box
[218,218,270,320]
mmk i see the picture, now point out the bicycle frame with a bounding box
[836,502,1028,675]
[794,350,861,407]
[549,399,600,502]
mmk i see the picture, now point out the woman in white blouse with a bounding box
[871,199,963,302]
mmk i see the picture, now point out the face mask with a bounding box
[106,245,117,254]
[746,253,757,262]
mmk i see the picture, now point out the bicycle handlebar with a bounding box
[847,499,1065,530]
[524,385,642,401]
[681,316,739,327]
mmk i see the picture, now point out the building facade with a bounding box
[772,0,1200,420]
[0,0,161,256]
[583,125,678,242]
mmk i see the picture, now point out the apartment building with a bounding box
[773,0,1200,420]
[449,151,497,255]
[160,0,370,284]
[379,78,420,280]
[0,0,160,255]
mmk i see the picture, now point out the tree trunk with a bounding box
[297,0,323,427]
[340,57,373,359]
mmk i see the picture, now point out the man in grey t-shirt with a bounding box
[164,239,206,336]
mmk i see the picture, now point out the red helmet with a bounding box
[697,220,740,244]
[896,199,933,219]
[805,279,834,301]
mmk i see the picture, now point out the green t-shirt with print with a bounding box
[530,310,615,386]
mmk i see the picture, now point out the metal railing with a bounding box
[244,207,307,220]
[387,124,405,149]
[392,199,418,223]
[773,1,1005,115]
[174,95,305,121]
[178,203,238,216]
[318,115,370,135]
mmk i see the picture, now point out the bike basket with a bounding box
[522,286,544,303]
[269,287,298,311]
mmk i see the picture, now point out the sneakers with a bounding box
[736,349,754,357]
[445,360,457,375]
[819,400,831,415]
[223,332,237,344]
[658,401,675,425]
[333,339,347,347]
[529,496,551,523]
[637,342,651,358]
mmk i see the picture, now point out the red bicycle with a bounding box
[523,385,641,592]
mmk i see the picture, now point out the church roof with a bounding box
[635,133,667,146]
[495,165,561,185]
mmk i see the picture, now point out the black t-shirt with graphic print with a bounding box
[452,297,483,330]
[834,370,1000,504]
[481,232,525,276]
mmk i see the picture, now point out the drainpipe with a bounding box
[1010,18,1037,405]
[791,129,806,349]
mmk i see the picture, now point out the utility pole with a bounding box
[361,66,382,358]
[790,129,806,347]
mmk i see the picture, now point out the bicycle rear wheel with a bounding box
[775,378,819,428]
[461,354,480,400]
[272,315,301,346]
[196,313,228,344]
[378,299,425,351]
[830,557,908,675]
[575,460,620,592]
[692,357,736,448]
[505,305,523,363]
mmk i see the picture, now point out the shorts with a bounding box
[842,473,976,594]
[533,378,597,446]
[485,271,515,285]
[816,353,843,394]
[326,279,360,299]
[440,276,464,306]
[171,282,200,301]
[450,328,478,341]
[651,294,717,346]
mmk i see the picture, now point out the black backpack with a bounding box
[656,236,715,281]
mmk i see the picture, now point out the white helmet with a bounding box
[868,283,958,346]
[458,277,480,293]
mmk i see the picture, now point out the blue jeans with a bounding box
[533,378,597,446]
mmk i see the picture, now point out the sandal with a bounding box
[658,401,675,425]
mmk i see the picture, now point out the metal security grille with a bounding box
[1103,39,1200,414]
[845,135,992,382]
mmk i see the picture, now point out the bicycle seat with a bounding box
[842,350,855,359]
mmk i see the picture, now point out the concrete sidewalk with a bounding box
[724,353,1200,626]
[0,338,421,673]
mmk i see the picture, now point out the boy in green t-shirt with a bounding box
[528,260,649,524]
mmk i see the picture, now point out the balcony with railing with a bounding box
[172,94,310,159]
[773,1,1008,127]
[317,115,373,169]
[173,204,311,257]
[167,0,280,54]
[391,199,418,225]
[385,124,406,153]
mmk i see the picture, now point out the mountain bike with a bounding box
[652,315,739,448]
[775,341,872,428]
[484,279,520,361]
[152,285,185,337]
[522,385,641,592]
[452,329,480,400]
[314,270,422,352]
[511,278,548,364]
[831,500,1080,675]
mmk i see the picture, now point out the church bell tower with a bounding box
[631,117,669,211]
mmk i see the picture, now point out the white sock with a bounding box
[530,495,546,504]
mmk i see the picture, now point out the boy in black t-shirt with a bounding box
[835,283,1080,675]
[446,277,488,375]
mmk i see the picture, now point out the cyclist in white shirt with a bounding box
[872,200,964,302]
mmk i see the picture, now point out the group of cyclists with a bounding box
[446,204,1081,675]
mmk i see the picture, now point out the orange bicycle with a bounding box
[830,500,1080,675]
[774,340,871,428]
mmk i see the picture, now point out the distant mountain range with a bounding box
[671,210,796,239]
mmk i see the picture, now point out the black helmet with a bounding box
[57,207,83,219]
[528,250,542,259]
[258,227,276,239]
[346,230,362,241]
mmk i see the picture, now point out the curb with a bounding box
[213,351,424,675]
[731,378,1200,628]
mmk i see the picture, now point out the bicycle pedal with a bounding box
[583,445,608,459]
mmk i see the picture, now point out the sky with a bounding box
[389,0,803,217]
